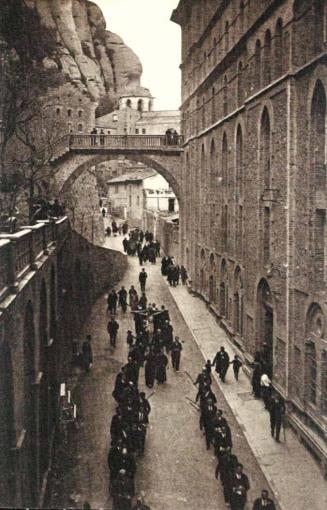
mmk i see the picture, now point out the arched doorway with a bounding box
[23,302,38,507]
[209,253,216,302]
[39,280,49,485]
[256,279,274,377]
[0,339,15,506]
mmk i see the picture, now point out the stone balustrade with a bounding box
[0,216,69,297]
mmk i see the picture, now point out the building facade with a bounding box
[107,169,178,226]
[96,94,180,136]
[172,0,327,466]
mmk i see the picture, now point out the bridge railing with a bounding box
[69,134,184,149]
[0,217,69,297]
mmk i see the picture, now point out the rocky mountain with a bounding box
[3,0,150,115]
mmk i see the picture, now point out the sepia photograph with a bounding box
[0,0,327,509]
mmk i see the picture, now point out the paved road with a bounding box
[49,233,274,510]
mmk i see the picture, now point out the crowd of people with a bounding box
[191,356,277,510]
[81,220,280,508]
[161,255,188,286]
[104,257,184,509]
[105,219,129,237]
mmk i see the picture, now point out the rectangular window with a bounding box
[142,128,146,134]
[129,196,132,207]
[136,129,139,134]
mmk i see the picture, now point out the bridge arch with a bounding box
[57,152,183,204]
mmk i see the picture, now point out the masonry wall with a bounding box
[0,218,127,508]
[173,0,327,464]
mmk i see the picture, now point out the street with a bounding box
[49,232,274,510]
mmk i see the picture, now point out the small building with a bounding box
[107,168,178,227]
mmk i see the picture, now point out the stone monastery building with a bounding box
[172,0,327,466]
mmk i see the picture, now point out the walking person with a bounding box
[139,268,148,292]
[155,349,169,384]
[230,355,243,381]
[82,334,93,372]
[269,396,285,442]
[107,289,118,315]
[212,346,230,382]
[107,317,119,347]
[118,286,128,313]
[170,336,183,371]
[230,463,250,510]
[252,490,276,510]
[180,265,188,285]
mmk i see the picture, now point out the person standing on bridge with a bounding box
[91,127,97,145]
[100,129,105,145]
[139,268,148,292]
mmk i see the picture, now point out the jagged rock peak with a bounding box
[3,0,151,115]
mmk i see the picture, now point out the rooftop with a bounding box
[107,168,157,184]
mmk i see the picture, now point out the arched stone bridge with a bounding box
[49,134,184,202]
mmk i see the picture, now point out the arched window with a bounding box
[67,108,72,118]
[211,87,216,123]
[237,61,244,105]
[254,39,261,90]
[77,124,83,132]
[260,107,271,190]
[126,99,132,108]
[223,75,228,116]
[202,95,205,129]
[310,81,326,281]
[210,139,215,187]
[305,341,317,404]
[56,108,60,116]
[137,99,144,112]
[225,21,230,54]
[220,260,228,316]
[313,0,324,54]
[263,30,272,86]
[222,132,228,189]
[236,124,243,197]
[256,279,273,376]
[260,108,272,263]
[23,302,38,507]
[78,110,83,118]
[274,18,283,79]
[234,267,244,334]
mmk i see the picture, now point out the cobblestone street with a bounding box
[49,233,277,510]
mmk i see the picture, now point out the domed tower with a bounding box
[119,88,154,113]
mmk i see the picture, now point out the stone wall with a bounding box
[0,217,127,508]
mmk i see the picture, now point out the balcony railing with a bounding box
[69,134,184,150]
[0,217,69,297]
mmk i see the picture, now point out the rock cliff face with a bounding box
[20,0,150,114]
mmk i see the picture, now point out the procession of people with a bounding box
[73,216,281,509]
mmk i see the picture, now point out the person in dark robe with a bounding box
[122,222,128,235]
[155,241,161,257]
[212,346,230,382]
[122,238,129,253]
[252,361,262,398]
[162,320,174,352]
[180,265,188,284]
[139,292,147,310]
[173,265,180,286]
[107,289,118,314]
[107,317,119,347]
[139,268,148,292]
[230,355,243,381]
[145,350,156,388]
[118,286,128,313]
[155,350,168,384]
[269,396,285,442]
[129,286,139,310]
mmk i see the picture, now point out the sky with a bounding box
[93,0,181,111]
